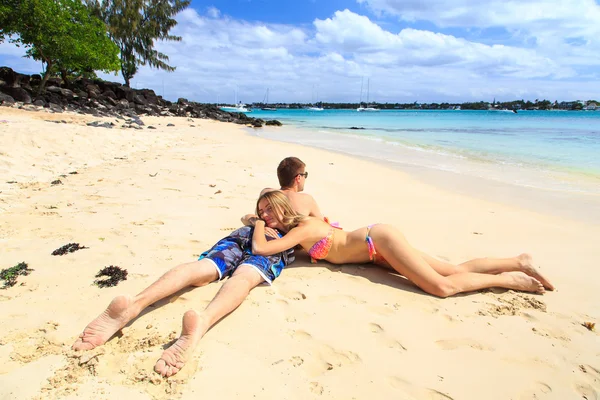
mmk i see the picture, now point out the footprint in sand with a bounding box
[281,290,307,301]
[310,381,324,395]
[290,356,304,367]
[369,323,384,333]
[368,323,408,351]
[518,382,552,399]
[575,382,598,400]
[387,376,453,399]
[290,330,313,341]
[366,304,396,316]
[318,294,365,304]
[579,364,600,380]
[435,338,494,351]
[276,299,289,307]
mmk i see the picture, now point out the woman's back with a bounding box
[298,219,372,265]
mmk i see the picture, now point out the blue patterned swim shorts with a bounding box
[198,226,294,284]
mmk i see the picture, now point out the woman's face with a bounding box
[257,198,285,230]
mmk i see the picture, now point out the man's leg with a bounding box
[72,260,219,351]
[154,264,265,377]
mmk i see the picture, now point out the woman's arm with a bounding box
[252,220,307,256]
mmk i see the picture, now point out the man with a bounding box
[72,224,293,378]
[260,156,323,219]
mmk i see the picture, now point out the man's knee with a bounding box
[231,264,266,288]
[181,260,219,287]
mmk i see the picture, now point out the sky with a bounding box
[1,0,600,104]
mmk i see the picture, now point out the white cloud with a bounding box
[314,10,561,77]
[358,0,600,67]
[0,7,598,103]
[206,6,220,19]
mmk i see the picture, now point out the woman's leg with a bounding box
[419,252,554,290]
[72,260,219,350]
[370,225,544,298]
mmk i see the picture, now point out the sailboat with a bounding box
[307,84,324,111]
[261,88,277,111]
[220,87,252,113]
[357,78,379,112]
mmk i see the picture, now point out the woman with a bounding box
[250,191,554,297]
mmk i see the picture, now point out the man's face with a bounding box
[297,170,307,192]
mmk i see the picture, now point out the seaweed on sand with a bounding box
[51,243,88,256]
[94,266,128,288]
[1,262,33,289]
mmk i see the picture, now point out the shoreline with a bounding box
[1,108,599,400]
[251,125,600,225]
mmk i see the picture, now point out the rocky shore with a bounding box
[0,67,281,128]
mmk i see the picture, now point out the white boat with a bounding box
[357,78,379,112]
[220,87,252,113]
[220,102,252,113]
[307,84,324,111]
[261,88,277,111]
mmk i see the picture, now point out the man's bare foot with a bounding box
[517,253,555,291]
[72,295,135,351]
[154,310,208,378]
[501,271,545,294]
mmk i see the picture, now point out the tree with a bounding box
[0,0,120,94]
[86,0,190,87]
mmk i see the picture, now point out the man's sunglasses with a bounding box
[297,172,308,178]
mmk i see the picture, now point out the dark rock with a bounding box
[102,90,116,99]
[48,103,63,112]
[115,86,134,101]
[167,123,175,127]
[349,126,364,130]
[177,98,189,105]
[30,74,42,85]
[116,99,129,109]
[133,95,147,105]
[0,92,15,104]
[0,66,17,86]
[47,77,62,87]
[60,88,75,99]
[252,120,263,128]
[148,126,156,129]
[103,96,117,106]
[33,99,46,107]
[0,87,31,103]
[16,73,31,90]
[265,120,282,126]
[87,121,114,129]
[46,86,62,93]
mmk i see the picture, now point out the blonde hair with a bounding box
[256,191,307,230]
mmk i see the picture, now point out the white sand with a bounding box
[0,107,599,400]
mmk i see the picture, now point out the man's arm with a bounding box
[241,214,259,226]
[259,187,277,197]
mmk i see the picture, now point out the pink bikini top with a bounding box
[307,217,342,263]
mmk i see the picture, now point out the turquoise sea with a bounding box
[249,109,600,196]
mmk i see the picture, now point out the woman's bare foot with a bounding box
[517,253,555,291]
[154,310,208,378]
[72,295,135,351]
[501,271,545,294]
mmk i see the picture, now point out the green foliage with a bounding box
[1,0,120,92]
[86,0,190,87]
[0,262,33,289]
